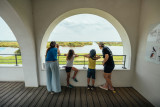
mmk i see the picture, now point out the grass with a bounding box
[0,41,19,48]
[47,42,92,47]
[0,41,93,48]
[0,53,124,65]
[96,42,123,46]
[58,54,124,65]
[0,41,124,65]
[0,41,123,48]
[0,55,22,64]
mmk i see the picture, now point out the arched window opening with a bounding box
[0,17,22,66]
[41,8,131,70]
[44,14,126,69]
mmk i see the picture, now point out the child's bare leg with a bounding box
[67,72,70,86]
[92,79,95,86]
[87,78,90,85]
[72,67,78,79]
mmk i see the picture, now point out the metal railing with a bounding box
[0,54,127,69]
[0,54,22,66]
[58,55,127,69]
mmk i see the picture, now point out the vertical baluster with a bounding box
[123,55,126,69]
[15,54,18,66]
[83,55,86,69]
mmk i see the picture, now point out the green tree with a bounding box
[14,49,21,54]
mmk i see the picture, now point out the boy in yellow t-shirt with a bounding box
[84,49,101,90]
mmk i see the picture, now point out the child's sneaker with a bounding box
[67,84,74,88]
[87,85,91,90]
[91,86,95,90]
[73,78,78,82]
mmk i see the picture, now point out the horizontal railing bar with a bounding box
[59,60,124,62]
[0,54,125,56]
[57,55,125,56]
[0,54,127,69]
[0,59,22,60]
[0,59,16,60]
[0,54,21,55]
[0,62,18,63]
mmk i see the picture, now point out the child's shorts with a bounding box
[65,67,72,72]
[87,68,96,79]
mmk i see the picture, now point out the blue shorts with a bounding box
[87,68,96,79]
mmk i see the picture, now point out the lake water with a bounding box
[0,47,19,56]
[0,47,5,51]
[59,42,123,55]
[0,42,123,55]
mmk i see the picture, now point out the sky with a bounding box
[0,14,122,42]
[0,17,16,41]
[49,14,121,42]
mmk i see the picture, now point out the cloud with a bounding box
[0,14,122,42]
[49,14,122,42]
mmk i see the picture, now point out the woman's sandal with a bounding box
[108,86,116,93]
[108,86,115,91]
[99,85,108,90]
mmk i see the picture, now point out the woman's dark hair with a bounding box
[46,41,56,55]
[98,42,104,47]
[90,49,96,60]
[67,49,74,60]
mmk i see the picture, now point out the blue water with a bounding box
[59,42,123,55]
[0,43,123,55]
[0,47,19,55]
[0,47,5,51]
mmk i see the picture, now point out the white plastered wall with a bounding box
[33,0,141,86]
[0,0,38,87]
[0,0,160,105]
[133,0,160,106]
[0,67,24,81]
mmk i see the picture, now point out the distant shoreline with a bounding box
[0,41,123,48]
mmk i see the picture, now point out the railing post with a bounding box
[84,56,85,67]
[122,55,126,69]
[83,55,86,69]
[15,54,18,66]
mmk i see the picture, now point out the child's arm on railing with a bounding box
[64,54,67,56]
[74,54,79,57]
[95,55,101,60]
[84,54,90,58]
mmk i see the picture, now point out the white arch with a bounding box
[0,0,38,86]
[41,8,131,69]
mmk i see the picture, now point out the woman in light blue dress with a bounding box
[45,41,61,94]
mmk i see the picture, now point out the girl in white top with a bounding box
[65,49,79,88]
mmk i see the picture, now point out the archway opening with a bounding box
[0,17,22,66]
[41,8,131,70]
[46,14,124,69]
